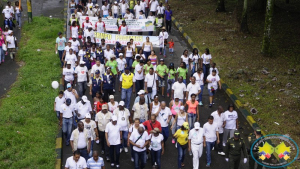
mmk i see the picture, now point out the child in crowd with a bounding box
[209,62,219,75]
[168,38,174,56]
[54,91,65,120]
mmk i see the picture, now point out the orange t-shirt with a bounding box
[186,100,199,114]
[168,41,174,48]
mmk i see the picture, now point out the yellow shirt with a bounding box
[174,129,189,145]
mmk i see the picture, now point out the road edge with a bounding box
[55,0,68,169]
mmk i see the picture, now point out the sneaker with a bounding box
[206,163,210,167]
[120,148,123,153]
[172,139,175,144]
[124,147,128,153]
[223,143,226,147]
[199,101,203,106]
[212,101,215,105]
[106,157,110,161]
[218,152,225,156]
[111,163,115,167]
[131,157,134,162]
[146,154,149,160]
[209,104,212,108]
[116,165,120,168]
[101,150,104,155]
[155,162,157,165]
[175,143,177,148]
[212,147,214,150]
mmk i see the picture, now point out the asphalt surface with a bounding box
[60,1,255,168]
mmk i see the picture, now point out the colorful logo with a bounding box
[251,134,299,168]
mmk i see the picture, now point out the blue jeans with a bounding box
[145,8,149,18]
[130,145,134,159]
[167,79,175,93]
[125,57,133,71]
[183,79,187,85]
[70,8,75,14]
[177,143,187,168]
[206,141,215,164]
[58,50,64,67]
[78,148,89,161]
[130,9,134,14]
[62,117,73,144]
[151,149,162,169]
[198,85,204,102]
[77,81,87,98]
[89,140,95,157]
[4,18,13,30]
[15,13,22,28]
[188,113,197,129]
[109,144,120,165]
[56,111,60,120]
[120,130,128,148]
[203,64,210,82]
[134,150,147,169]
[143,51,151,62]
[114,13,118,18]
[161,127,169,143]
[74,116,84,129]
[121,87,132,109]
[0,47,4,63]
[135,79,144,96]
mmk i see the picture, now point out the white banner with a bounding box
[94,33,161,48]
[80,16,155,32]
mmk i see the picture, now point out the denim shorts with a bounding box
[208,89,217,96]
[169,48,173,52]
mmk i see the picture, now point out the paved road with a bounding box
[61,1,254,168]
[0,0,65,98]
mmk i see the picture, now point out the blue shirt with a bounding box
[87,157,104,169]
[56,37,66,51]
[165,10,172,21]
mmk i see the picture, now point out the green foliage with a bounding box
[0,17,64,169]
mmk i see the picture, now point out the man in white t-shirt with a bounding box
[188,122,205,169]
[65,150,87,169]
[186,76,201,100]
[60,98,75,146]
[91,59,105,77]
[81,113,99,157]
[129,126,149,169]
[206,69,221,107]
[104,45,114,62]
[156,2,165,16]
[144,68,158,100]
[84,25,96,43]
[105,116,122,168]
[74,96,93,127]
[149,0,159,15]
[64,83,79,106]
[63,61,75,90]
[134,0,142,18]
[75,61,89,98]
[71,36,80,54]
[102,2,109,17]
[172,77,186,103]
[6,30,17,60]
[203,116,220,167]
[134,60,145,96]
[193,69,204,106]
[155,101,171,144]
[116,53,126,77]
[119,0,129,17]
[124,9,134,19]
[211,106,225,155]
[95,17,106,33]
[64,48,78,69]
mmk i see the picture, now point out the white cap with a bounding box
[85,113,91,119]
[110,54,116,58]
[82,95,88,102]
[119,53,123,56]
[138,90,145,95]
[88,25,93,28]
[109,95,114,99]
[95,4,99,6]
[80,60,86,64]
[112,115,117,121]
[194,122,200,129]
[67,61,72,64]
[7,30,13,34]
[180,106,185,110]
[114,1,117,3]
[68,40,72,43]
[72,35,76,38]
[119,101,125,106]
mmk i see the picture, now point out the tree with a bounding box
[261,0,275,54]
[240,0,249,33]
[216,0,226,12]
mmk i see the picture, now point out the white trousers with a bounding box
[191,143,203,169]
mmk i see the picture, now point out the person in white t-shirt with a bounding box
[156,2,165,16]
[112,1,120,18]
[134,0,142,18]
[209,62,219,75]
[211,106,225,155]
[203,116,220,167]
[124,9,134,19]
[104,45,114,61]
[71,36,80,54]
[84,25,96,43]
[105,116,122,168]
[63,61,75,90]
[156,101,171,144]
[186,76,201,101]
[102,2,109,17]
[206,69,221,107]
[6,30,17,60]
[134,60,145,96]
[149,0,159,15]
[119,0,129,17]
[54,91,65,120]
[222,104,238,146]
[95,17,106,33]
[64,48,78,69]
[90,59,105,77]
[74,96,93,126]
[188,122,205,169]
[189,48,200,75]
[81,113,99,157]
[116,53,127,78]
[193,68,204,106]
[65,150,87,169]
[144,68,158,100]
[171,77,186,103]
[149,127,164,169]
[129,126,150,169]
[74,61,89,98]
[200,48,212,82]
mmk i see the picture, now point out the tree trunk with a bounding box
[216,0,226,12]
[261,0,275,54]
[241,0,249,33]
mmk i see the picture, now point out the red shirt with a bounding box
[96,102,107,112]
[143,120,162,134]
[168,41,174,48]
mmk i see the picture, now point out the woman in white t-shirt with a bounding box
[193,68,204,106]
[108,95,119,113]
[64,48,78,69]
[200,48,212,82]
[222,104,238,146]
[149,128,164,169]
[116,53,127,78]
[181,49,189,71]
[150,95,161,115]
[206,69,221,107]
[189,48,200,75]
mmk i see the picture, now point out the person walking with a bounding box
[0,30,6,65]
[128,118,143,162]
[164,5,172,33]
[75,61,89,98]
[171,77,186,103]
[63,61,75,90]
[95,104,113,161]
[184,93,199,129]
[248,128,263,169]
[6,30,17,61]
[142,37,153,61]
[54,91,65,120]
[225,131,248,169]
[87,151,105,169]
[223,104,239,146]
[134,90,151,106]
[171,106,188,144]
[101,67,115,103]
[206,69,221,107]
[200,48,212,82]
[70,121,92,161]
[81,113,99,157]
[142,114,162,134]
[131,97,149,123]
[177,62,188,85]
[123,41,135,70]
[74,96,93,128]
[149,128,164,169]
[108,95,119,113]
[211,106,226,156]
[203,115,220,167]
[113,101,130,153]
[105,116,122,168]
[129,126,150,169]
[186,75,201,99]
[169,97,183,144]
[89,70,102,99]
[188,122,205,169]
[189,48,200,75]
[193,68,204,106]
[119,67,136,109]
[60,98,75,146]
[145,68,158,100]
[156,59,168,97]
[134,60,145,96]
[56,32,66,68]
[155,101,171,144]
[174,122,189,169]
[166,62,176,97]
[148,50,158,71]
[65,150,87,169]
[64,83,79,105]
[14,1,22,29]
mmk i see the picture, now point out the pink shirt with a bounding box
[186,100,198,114]
[171,100,181,116]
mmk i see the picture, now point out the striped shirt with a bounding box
[87,157,104,169]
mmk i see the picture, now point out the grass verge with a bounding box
[0,17,63,168]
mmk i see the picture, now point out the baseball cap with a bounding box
[67,61,71,65]
[182,122,189,130]
[119,53,123,56]
[95,70,100,74]
[119,101,125,106]
[106,67,111,70]
[88,25,93,28]
[109,95,114,99]
[66,98,72,104]
[80,60,86,64]
[95,4,99,6]
[82,95,88,102]
[194,122,200,129]
[151,127,161,134]
[138,90,145,95]
[85,113,91,119]
[72,35,76,39]
[102,104,108,109]
[255,128,262,135]
[86,16,89,20]
[67,83,72,88]
[112,115,117,121]
[110,54,116,58]
[234,130,240,138]
[180,106,185,110]
[160,58,164,62]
